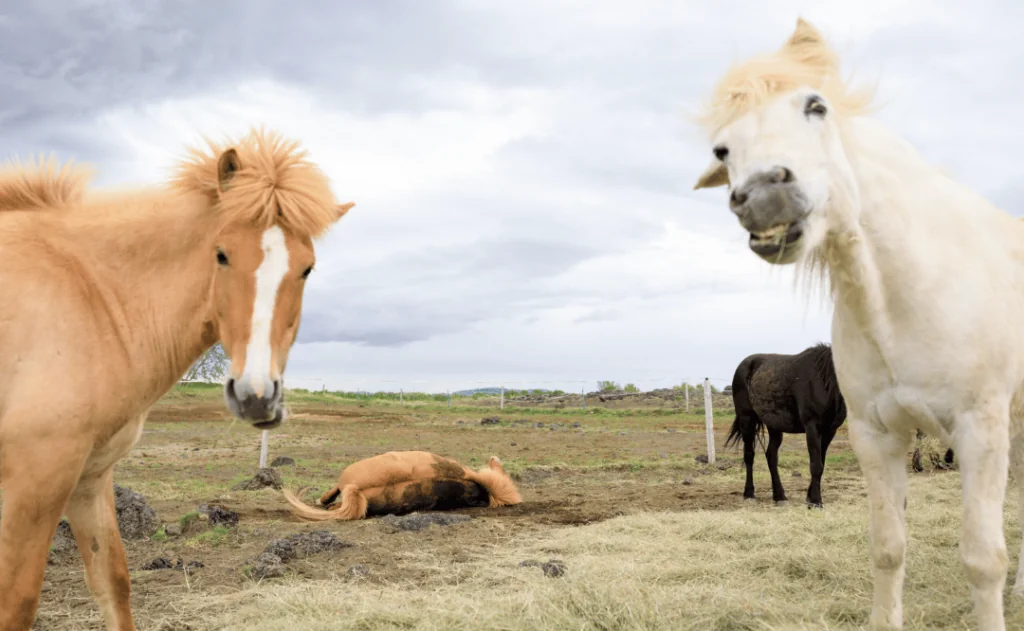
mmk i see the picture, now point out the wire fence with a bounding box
[178,375,733,469]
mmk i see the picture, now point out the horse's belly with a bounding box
[80,413,147,480]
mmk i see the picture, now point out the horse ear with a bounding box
[693,160,730,190]
[784,18,826,51]
[216,148,241,193]
[335,201,355,221]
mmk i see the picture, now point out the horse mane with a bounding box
[0,156,92,212]
[170,127,339,240]
[694,18,875,138]
[808,342,843,405]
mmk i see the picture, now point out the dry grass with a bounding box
[175,473,1024,631]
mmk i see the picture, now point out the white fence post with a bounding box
[685,384,690,413]
[447,389,451,408]
[703,378,715,464]
[581,384,587,410]
[500,385,505,410]
[259,429,269,469]
[400,388,403,404]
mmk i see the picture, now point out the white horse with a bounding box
[692,19,1024,630]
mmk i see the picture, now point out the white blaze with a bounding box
[241,226,289,397]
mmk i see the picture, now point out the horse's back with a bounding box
[337,451,470,490]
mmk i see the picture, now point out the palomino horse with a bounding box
[284,451,522,521]
[0,129,352,630]
[726,343,847,508]
[692,19,1024,631]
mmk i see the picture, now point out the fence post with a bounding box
[500,385,505,410]
[685,384,690,413]
[703,378,715,464]
[447,389,451,409]
[400,388,403,404]
[259,429,269,469]
[581,384,587,410]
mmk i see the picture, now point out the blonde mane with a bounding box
[695,18,875,138]
[0,156,92,211]
[171,127,340,240]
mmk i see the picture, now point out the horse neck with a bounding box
[818,117,1020,379]
[71,189,220,397]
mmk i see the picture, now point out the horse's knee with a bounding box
[870,530,906,571]
[962,542,1008,590]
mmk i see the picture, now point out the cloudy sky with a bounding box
[4,0,1022,393]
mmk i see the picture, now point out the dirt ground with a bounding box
[32,390,912,630]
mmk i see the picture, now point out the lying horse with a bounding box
[283,451,522,521]
[726,343,846,508]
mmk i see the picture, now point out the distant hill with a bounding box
[454,387,552,396]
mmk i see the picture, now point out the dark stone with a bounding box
[114,484,160,540]
[232,468,284,491]
[270,456,296,467]
[249,552,285,579]
[198,504,239,528]
[262,530,351,562]
[695,454,709,464]
[48,519,79,565]
[519,558,566,578]
[480,416,501,425]
[381,512,472,532]
[348,563,370,578]
[141,557,204,571]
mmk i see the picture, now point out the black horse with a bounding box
[726,343,846,508]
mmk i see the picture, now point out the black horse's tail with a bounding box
[725,358,766,450]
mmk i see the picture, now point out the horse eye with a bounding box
[713,146,729,161]
[301,266,313,279]
[805,96,827,117]
[216,249,229,266]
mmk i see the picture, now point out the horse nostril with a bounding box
[271,379,282,402]
[226,378,237,400]
[774,167,794,184]
[730,189,748,207]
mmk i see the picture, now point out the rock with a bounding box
[48,519,78,564]
[694,454,709,464]
[114,485,160,539]
[262,530,351,562]
[381,512,472,532]
[667,428,678,433]
[198,504,239,528]
[792,471,803,478]
[510,442,517,447]
[348,563,370,578]
[270,456,295,467]
[480,416,501,426]
[164,522,183,537]
[682,479,693,486]
[141,557,204,571]
[534,422,545,429]
[572,422,582,428]
[249,552,285,580]
[232,468,284,491]
[519,558,567,578]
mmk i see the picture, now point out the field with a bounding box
[33,385,1024,630]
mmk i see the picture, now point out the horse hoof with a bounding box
[774,500,789,506]
[807,503,824,510]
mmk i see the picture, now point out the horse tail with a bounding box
[467,456,522,508]
[725,357,766,450]
[282,484,368,522]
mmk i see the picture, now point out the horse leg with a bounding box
[955,405,1010,631]
[65,468,136,630]
[847,418,912,630]
[742,422,756,500]
[1011,432,1024,597]
[766,428,787,505]
[804,423,824,509]
[0,441,87,629]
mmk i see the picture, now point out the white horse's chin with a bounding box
[748,220,806,264]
